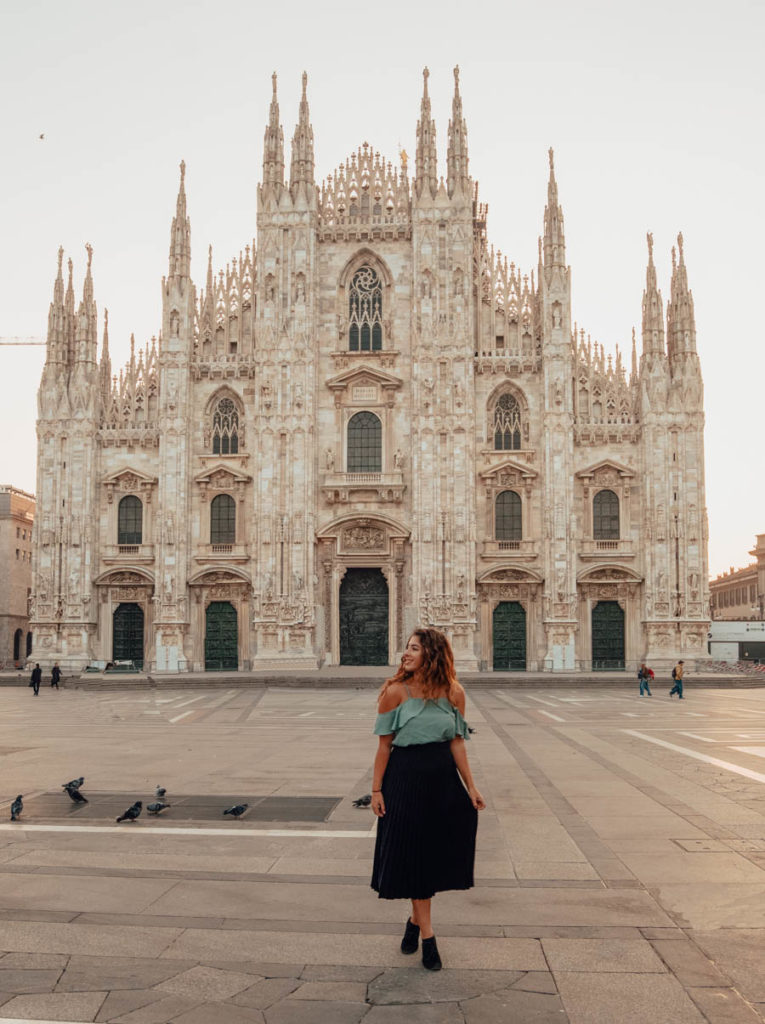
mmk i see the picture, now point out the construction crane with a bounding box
[0,337,45,345]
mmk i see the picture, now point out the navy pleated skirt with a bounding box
[371,741,478,900]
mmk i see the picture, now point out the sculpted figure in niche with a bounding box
[393,448,404,469]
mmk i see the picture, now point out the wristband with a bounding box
[372,789,382,793]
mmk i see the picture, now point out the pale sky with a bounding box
[1,0,762,580]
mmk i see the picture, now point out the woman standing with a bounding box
[370,628,485,971]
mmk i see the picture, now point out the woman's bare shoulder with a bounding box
[378,682,407,713]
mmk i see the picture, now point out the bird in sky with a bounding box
[223,803,248,818]
[146,801,170,815]
[10,795,23,821]
[116,801,142,823]
[352,794,372,807]
[64,785,88,804]
[39,133,45,140]
[62,777,84,791]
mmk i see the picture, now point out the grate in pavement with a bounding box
[25,792,342,823]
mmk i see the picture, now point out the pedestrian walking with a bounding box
[669,659,685,698]
[50,663,61,689]
[370,628,485,971]
[638,662,653,696]
[30,663,42,696]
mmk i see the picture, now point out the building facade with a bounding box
[0,485,35,667]
[30,69,709,673]
[710,534,765,621]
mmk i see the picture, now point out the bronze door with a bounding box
[339,568,389,665]
[205,601,238,671]
[591,600,625,670]
[113,603,144,669]
[493,601,527,671]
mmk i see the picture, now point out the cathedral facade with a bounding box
[30,69,709,674]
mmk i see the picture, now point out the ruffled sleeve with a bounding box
[373,698,426,736]
[450,702,471,740]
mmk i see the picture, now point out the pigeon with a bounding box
[352,794,372,807]
[62,777,84,791]
[155,785,167,798]
[64,785,88,804]
[10,795,23,821]
[116,801,142,823]
[146,801,170,815]
[223,803,248,818]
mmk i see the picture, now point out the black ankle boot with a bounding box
[422,935,442,971]
[401,917,420,954]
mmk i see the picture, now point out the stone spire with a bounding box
[262,72,285,196]
[542,148,566,270]
[415,67,438,200]
[45,246,67,366]
[290,71,315,199]
[667,232,696,358]
[65,255,75,365]
[447,66,469,198]
[641,232,665,355]
[168,161,191,281]
[99,309,112,398]
[200,244,215,336]
[74,243,98,366]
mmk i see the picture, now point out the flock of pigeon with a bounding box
[9,781,250,823]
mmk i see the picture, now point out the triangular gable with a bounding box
[102,467,158,487]
[326,365,403,392]
[575,458,635,480]
[194,463,252,488]
[480,457,538,483]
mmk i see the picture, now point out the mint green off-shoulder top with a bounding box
[373,697,470,747]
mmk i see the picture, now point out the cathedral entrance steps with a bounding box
[10,669,760,691]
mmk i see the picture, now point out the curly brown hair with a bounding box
[381,627,459,702]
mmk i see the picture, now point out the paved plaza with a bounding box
[1,682,765,1022]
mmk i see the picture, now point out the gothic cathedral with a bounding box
[30,69,709,673]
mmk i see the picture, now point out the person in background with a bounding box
[50,662,61,690]
[669,659,685,699]
[638,662,653,696]
[30,663,42,696]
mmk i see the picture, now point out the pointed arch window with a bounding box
[495,491,522,541]
[593,489,620,540]
[210,494,236,544]
[347,411,382,472]
[349,266,383,351]
[212,397,239,455]
[493,393,522,450]
[117,495,143,545]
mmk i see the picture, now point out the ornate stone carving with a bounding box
[342,526,385,550]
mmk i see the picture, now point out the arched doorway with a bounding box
[113,603,144,668]
[205,601,238,671]
[13,629,22,663]
[493,602,526,670]
[592,600,625,670]
[339,568,389,665]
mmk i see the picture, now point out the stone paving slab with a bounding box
[1,685,765,1022]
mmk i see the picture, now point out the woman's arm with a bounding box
[371,734,393,817]
[450,736,486,809]
[450,683,485,810]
